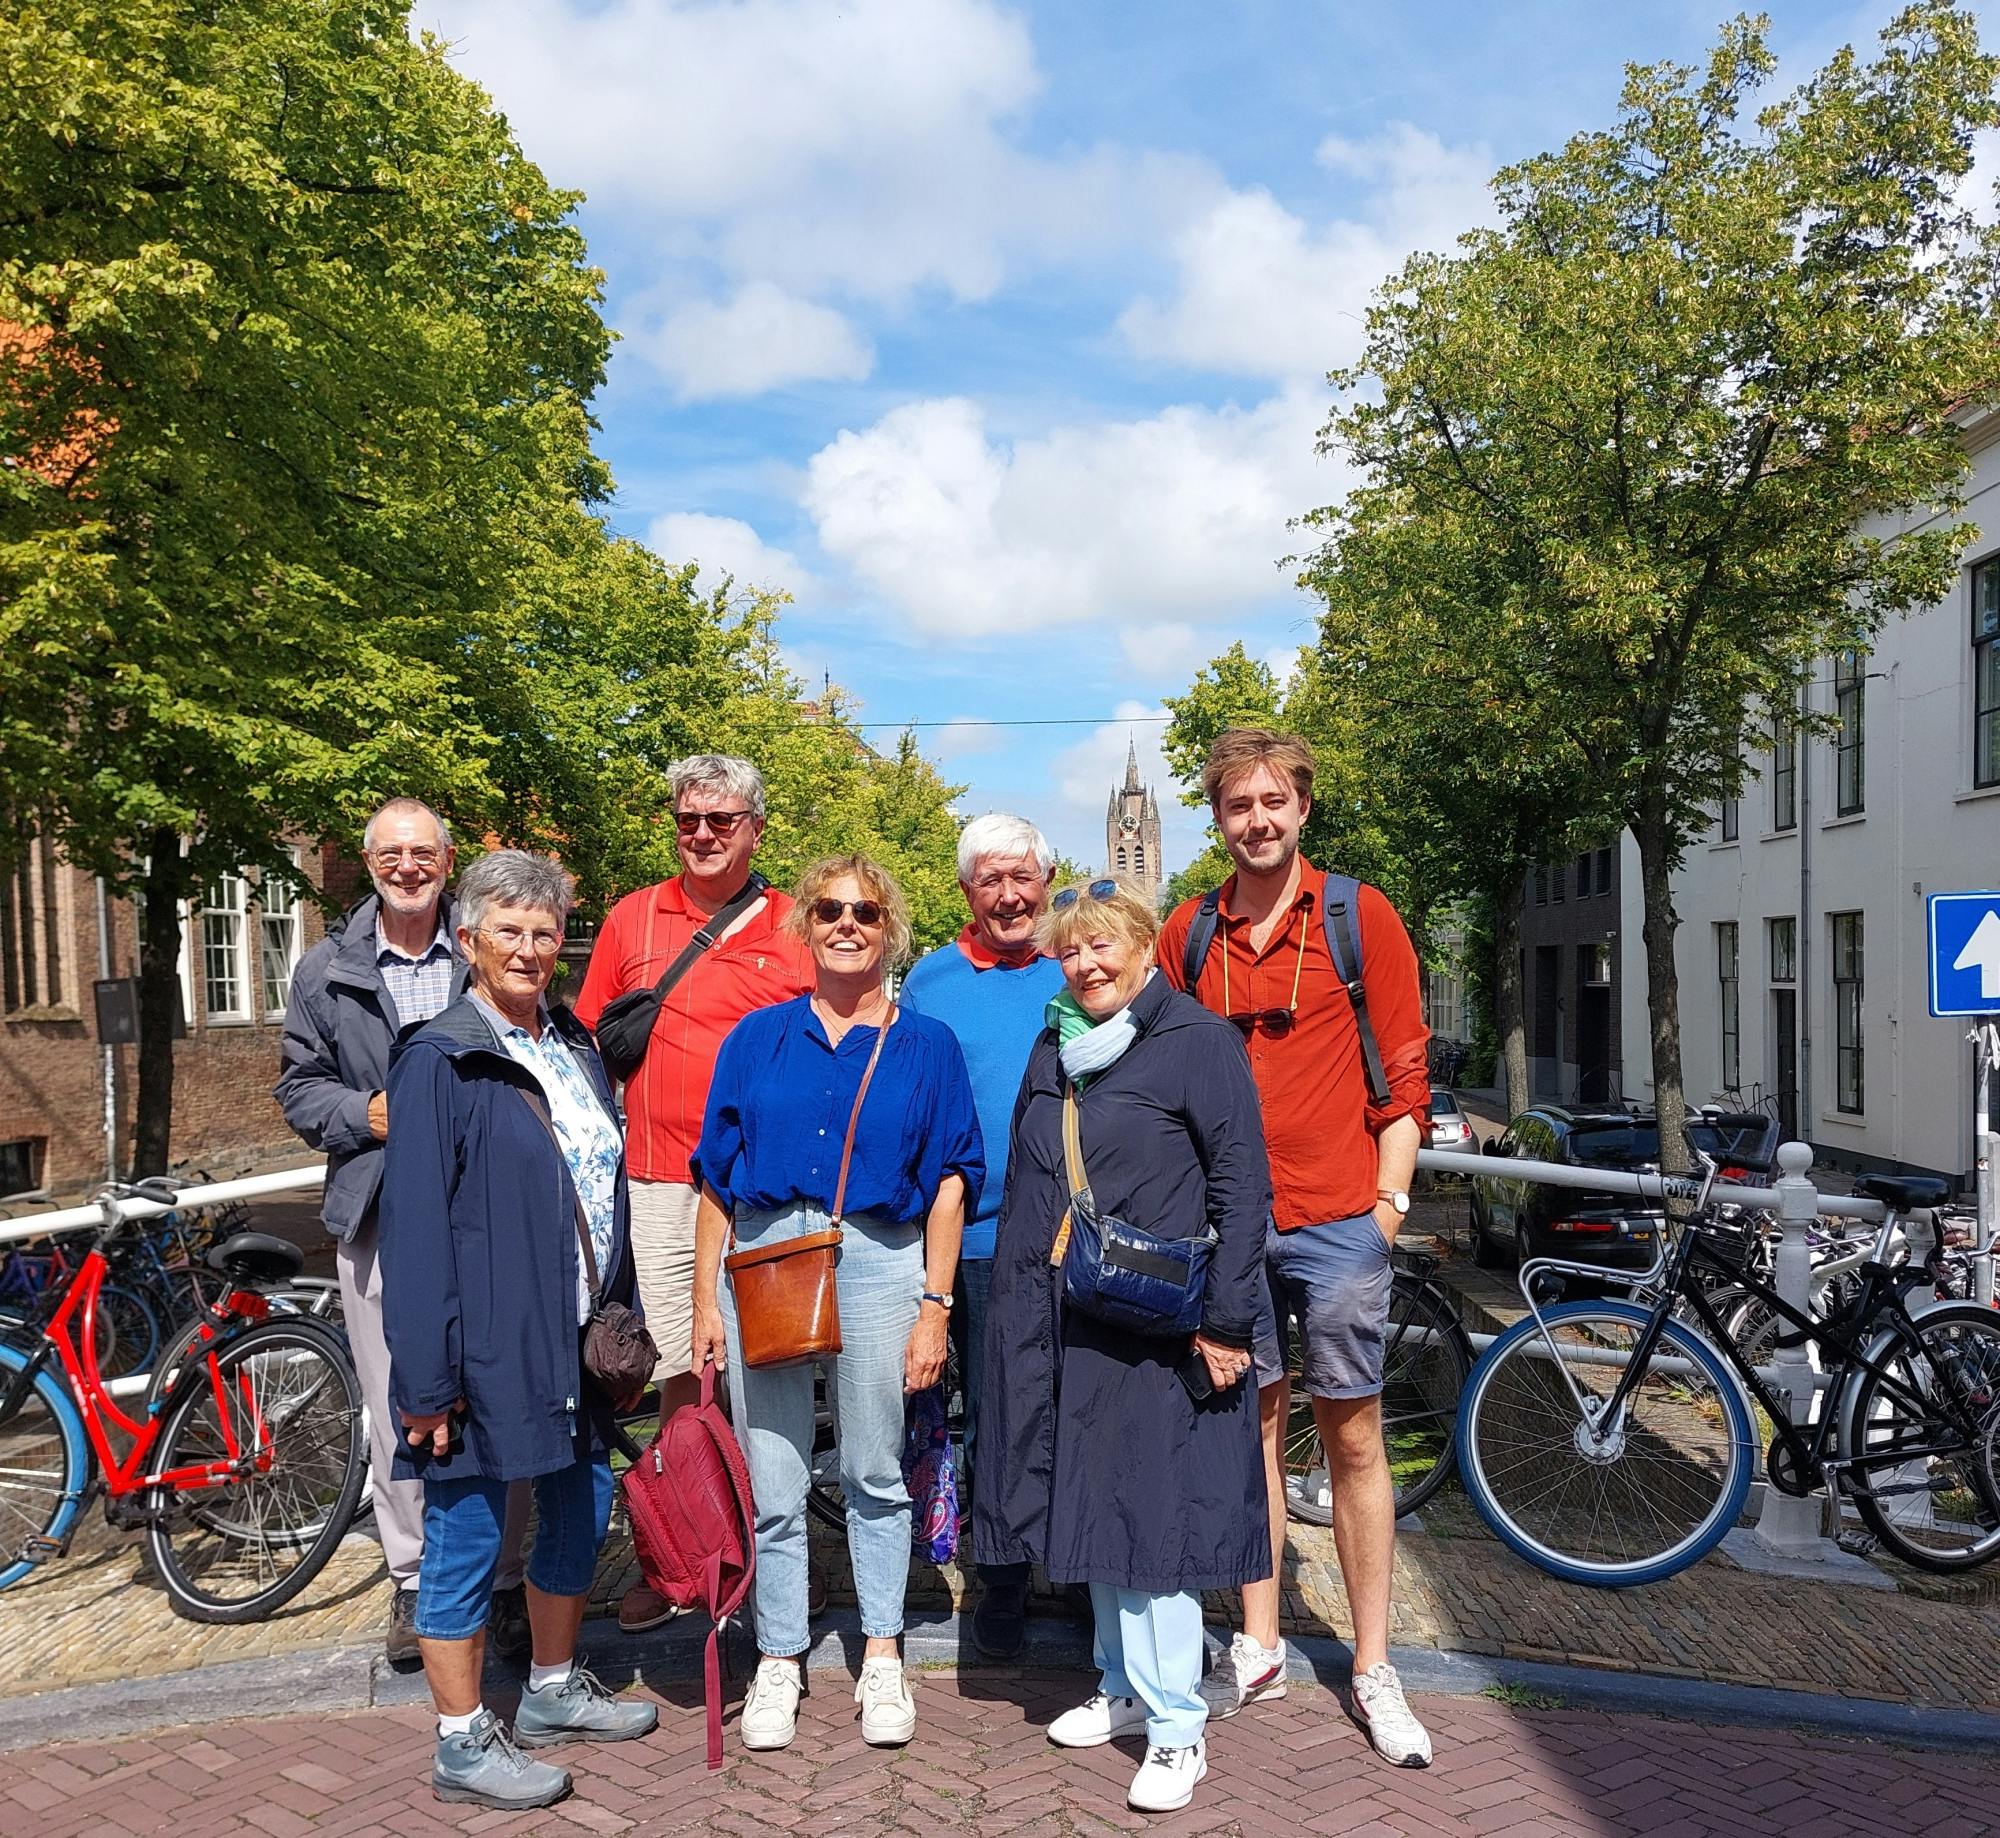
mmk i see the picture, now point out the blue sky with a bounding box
[414,0,1992,875]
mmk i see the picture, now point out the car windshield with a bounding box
[1567,1120,1761,1168]
[1432,1092,1463,1117]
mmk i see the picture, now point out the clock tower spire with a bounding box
[1105,732,1163,903]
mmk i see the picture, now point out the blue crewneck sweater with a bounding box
[899,942,1064,1260]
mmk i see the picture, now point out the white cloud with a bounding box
[1117,622,1215,686]
[646,512,812,599]
[1117,125,1496,382]
[629,284,873,400]
[801,387,1342,639]
[1047,703,1203,874]
[925,718,1008,762]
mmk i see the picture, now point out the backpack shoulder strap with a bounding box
[1320,873,1390,1108]
[1179,888,1223,993]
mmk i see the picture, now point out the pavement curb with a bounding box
[3,1608,1996,1757]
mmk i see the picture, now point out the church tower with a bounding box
[1104,736,1163,903]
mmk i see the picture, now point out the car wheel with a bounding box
[1472,1199,1507,1269]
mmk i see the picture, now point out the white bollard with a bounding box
[1751,1139,1831,1556]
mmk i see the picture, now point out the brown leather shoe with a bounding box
[617,1580,683,1634]
[386,1586,421,1666]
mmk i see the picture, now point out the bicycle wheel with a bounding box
[0,1345,92,1592]
[145,1318,366,1622]
[1841,1301,2000,1573]
[1457,1300,1755,1586]
[95,1285,162,1381]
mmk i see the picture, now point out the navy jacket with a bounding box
[274,893,468,1243]
[379,995,636,1483]
[972,975,1273,1593]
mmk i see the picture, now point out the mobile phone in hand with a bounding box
[1177,1347,1215,1404]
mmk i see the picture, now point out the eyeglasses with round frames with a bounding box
[810,897,884,928]
[477,925,563,956]
[673,809,755,836]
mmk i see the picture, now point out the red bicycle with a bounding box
[0,1185,366,1621]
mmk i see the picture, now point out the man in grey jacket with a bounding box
[276,798,527,1664]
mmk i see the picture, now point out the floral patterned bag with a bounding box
[902,1383,960,1564]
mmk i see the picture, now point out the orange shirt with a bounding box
[1158,862,1430,1229]
[573,877,814,1185]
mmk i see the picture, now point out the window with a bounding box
[1552,860,1565,904]
[1134,844,1146,878]
[1717,923,1740,1092]
[0,1139,37,1196]
[1769,915,1796,984]
[1832,912,1863,1114]
[1594,846,1613,895]
[1834,650,1865,815]
[1975,558,2000,788]
[1426,969,1464,1040]
[1533,865,1548,905]
[1720,794,1739,842]
[1115,846,1127,872]
[0,830,69,1014]
[1586,939,1613,986]
[200,874,249,1022]
[1574,854,1591,898]
[1771,715,1797,831]
[259,874,301,1018]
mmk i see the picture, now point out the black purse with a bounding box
[594,873,768,1081]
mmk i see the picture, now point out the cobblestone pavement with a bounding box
[4,1668,1998,1837]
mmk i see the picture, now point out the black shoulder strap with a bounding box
[1180,889,1223,991]
[648,871,769,1006]
[1320,874,1389,1108]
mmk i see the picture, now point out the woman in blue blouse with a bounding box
[692,854,982,1756]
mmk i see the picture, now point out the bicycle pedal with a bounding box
[1835,1530,1879,1558]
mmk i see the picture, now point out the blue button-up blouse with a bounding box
[692,998,984,1223]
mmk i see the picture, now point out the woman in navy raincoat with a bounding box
[973,878,1271,1815]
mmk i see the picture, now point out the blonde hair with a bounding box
[788,854,915,972]
[1035,876,1160,962]
[1201,726,1316,809]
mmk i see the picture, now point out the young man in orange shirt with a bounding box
[1159,728,1435,1767]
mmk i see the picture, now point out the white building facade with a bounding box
[1619,410,2000,1184]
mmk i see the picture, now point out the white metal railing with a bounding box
[0,1164,326,1248]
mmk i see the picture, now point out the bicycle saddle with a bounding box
[205,1232,305,1286]
[1850,1172,1952,1213]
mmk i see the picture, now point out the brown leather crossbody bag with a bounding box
[725,1006,895,1369]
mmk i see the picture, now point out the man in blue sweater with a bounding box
[899,812,1064,1659]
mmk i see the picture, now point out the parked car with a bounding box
[1422,1089,1475,1185]
[1470,1107,1776,1274]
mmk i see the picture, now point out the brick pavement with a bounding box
[3,1668,1997,1837]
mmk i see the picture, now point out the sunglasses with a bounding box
[1050,879,1119,911]
[1227,1007,1297,1038]
[673,809,755,836]
[811,897,885,928]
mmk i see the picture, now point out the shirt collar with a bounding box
[954,921,1044,971]
[1218,859,1322,924]
[467,987,548,1044]
[376,913,452,965]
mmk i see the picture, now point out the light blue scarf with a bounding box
[1048,969,1157,1087]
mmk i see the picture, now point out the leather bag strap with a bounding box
[1060,1082,1092,1204]
[829,1007,895,1227]
[516,1084,602,1304]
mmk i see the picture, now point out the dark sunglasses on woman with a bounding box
[811,897,884,927]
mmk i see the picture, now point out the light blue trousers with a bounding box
[721,1205,921,1657]
[1091,1584,1209,1749]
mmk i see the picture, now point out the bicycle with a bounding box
[1284,1250,1472,1524]
[0,1190,367,1621]
[1456,1165,2000,1585]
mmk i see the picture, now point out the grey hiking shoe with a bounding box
[433,1710,571,1809]
[515,1664,661,1747]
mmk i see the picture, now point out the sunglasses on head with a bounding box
[811,897,885,927]
[1050,878,1119,912]
[673,808,754,836]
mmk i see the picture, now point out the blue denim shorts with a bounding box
[1251,1212,1394,1399]
[415,1455,614,1640]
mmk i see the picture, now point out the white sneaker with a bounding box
[1351,1662,1432,1767]
[1047,1692,1148,1749]
[1127,1739,1207,1813]
[1200,1633,1289,1720]
[740,1657,802,1751]
[855,1657,916,1746]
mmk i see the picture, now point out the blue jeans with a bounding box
[722,1205,921,1657]
[1091,1584,1207,1748]
[960,1256,1029,1592]
[416,1454,615,1641]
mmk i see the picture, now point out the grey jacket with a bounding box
[274,893,467,1241]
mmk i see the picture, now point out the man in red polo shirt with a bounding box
[1159,727,1435,1767]
[574,753,813,1633]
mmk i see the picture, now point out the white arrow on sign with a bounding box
[1953,909,2000,1000]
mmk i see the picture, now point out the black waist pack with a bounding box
[595,873,768,1082]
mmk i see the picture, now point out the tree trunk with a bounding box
[132,830,186,1177]
[1633,801,1690,1175]
[1493,877,1529,1118]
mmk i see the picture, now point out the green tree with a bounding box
[0,2,609,1169]
[1313,4,2000,1161]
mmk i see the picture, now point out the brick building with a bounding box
[0,838,363,1201]
[1519,842,1624,1105]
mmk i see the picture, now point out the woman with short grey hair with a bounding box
[382,849,656,1811]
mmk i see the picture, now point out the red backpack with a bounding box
[616,1363,757,1768]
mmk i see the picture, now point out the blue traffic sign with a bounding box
[1928,892,2000,1016]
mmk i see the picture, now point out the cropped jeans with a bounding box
[721,1204,922,1658]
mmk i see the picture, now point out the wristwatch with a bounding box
[1376,1189,1411,1216]
[921,1290,955,1311]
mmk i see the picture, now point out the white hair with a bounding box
[667,753,766,818]
[956,813,1055,883]
[456,850,573,934]
[362,797,452,853]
